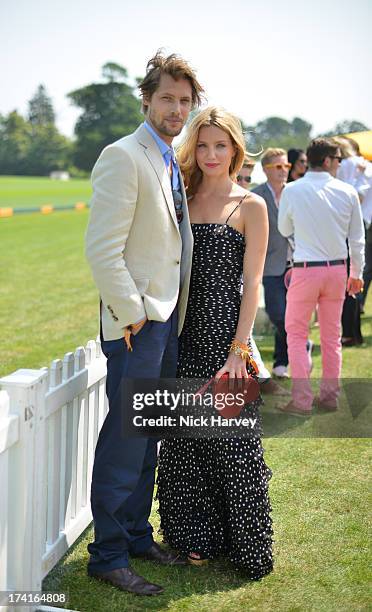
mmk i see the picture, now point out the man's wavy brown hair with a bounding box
[138,50,204,114]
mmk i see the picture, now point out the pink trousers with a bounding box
[285,264,347,409]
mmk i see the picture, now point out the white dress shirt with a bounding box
[266,181,294,260]
[360,162,372,225]
[278,171,365,279]
[337,156,368,195]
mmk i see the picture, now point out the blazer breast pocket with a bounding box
[133,277,149,296]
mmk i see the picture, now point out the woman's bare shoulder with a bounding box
[241,191,266,210]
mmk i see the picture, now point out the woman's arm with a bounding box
[216,194,268,379]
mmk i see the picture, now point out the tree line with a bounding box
[0,62,369,177]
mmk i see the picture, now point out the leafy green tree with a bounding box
[291,117,312,142]
[102,62,128,82]
[321,120,370,137]
[0,111,31,175]
[0,107,72,176]
[28,84,55,126]
[68,62,143,171]
[23,124,72,175]
[243,116,313,153]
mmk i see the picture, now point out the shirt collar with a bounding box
[144,121,174,159]
[266,181,283,205]
[304,170,333,181]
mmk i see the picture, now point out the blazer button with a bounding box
[175,260,180,265]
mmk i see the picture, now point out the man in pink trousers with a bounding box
[278,138,365,416]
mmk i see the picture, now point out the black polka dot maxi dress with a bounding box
[157,211,274,579]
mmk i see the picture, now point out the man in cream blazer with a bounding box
[86,121,192,340]
[85,52,203,596]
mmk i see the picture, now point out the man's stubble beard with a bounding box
[148,110,184,139]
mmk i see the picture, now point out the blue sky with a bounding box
[1,0,371,138]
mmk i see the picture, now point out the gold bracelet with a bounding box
[230,340,250,360]
[229,338,259,374]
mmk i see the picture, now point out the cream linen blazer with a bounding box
[85,123,193,340]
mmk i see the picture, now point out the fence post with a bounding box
[0,368,48,600]
[0,390,19,598]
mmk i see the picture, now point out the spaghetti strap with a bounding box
[224,194,248,225]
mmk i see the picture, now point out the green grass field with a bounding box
[0,175,91,209]
[0,210,97,377]
[1,177,371,611]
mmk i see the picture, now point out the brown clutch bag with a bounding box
[195,372,260,419]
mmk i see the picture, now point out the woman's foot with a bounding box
[188,552,209,566]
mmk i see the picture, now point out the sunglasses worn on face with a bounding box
[329,156,342,163]
[264,163,291,170]
[237,175,251,183]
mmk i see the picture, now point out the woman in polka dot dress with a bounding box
[157,107,274,579]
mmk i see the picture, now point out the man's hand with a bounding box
[123,317,148,351]
[131,317,147,335]
[347,277,364,296]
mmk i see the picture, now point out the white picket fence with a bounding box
[0,339,108,612]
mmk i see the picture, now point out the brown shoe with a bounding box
[278,401,312,417]
[314,396,338,412]
[260,378,291,396]
[87,566,164,596]
[133,542,187,566]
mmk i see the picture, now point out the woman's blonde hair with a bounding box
[331,136,354,159]
[177,106,246,196]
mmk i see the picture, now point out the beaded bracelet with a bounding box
[229,338,259,374]
[230,339,251,360]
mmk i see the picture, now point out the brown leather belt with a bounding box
[293,259,346,268]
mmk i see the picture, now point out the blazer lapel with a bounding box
[263,183,278,222]
[135,124,179,230]
[179,174,193,244]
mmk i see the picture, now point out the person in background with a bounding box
[334,136,367,189]
[237,156,255,188]
[238,154,289,396]
[359,217,372,313]
[278,138,365,416]
[252,149,292,379]
[333,137,366,346]
[287,149,308,182]
[337,137,372,313]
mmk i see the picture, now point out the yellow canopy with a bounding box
[344,130,372,160]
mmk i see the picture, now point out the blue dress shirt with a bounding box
[143,121,180,190]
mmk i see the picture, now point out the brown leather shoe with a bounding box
[278,400,312,418]
[260,378,291,396]
[313,396,338,412]
[133,542,187,565]
[87,566,164,595]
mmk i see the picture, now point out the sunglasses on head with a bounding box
[264,163,291,170]
[237,175,251,183]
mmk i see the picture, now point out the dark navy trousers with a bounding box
[262,273,288,367]
[87,310,178,573]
